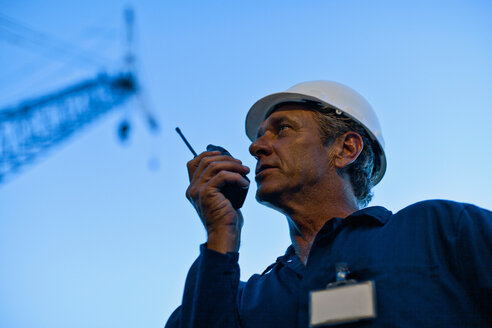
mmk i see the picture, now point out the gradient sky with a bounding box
[1,1,491,327]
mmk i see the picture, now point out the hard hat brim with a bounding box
[245,92,330,140]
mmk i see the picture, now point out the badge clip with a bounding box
[327,262,357,288]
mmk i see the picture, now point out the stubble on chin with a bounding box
[255,181,287,211]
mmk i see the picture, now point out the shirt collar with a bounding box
[347,205,392,225]
[274,245,296,264]
[261,206,392,276]
[261,245,303,276]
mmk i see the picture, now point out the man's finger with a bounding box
[186,151,221,181]
[187,152,244,182]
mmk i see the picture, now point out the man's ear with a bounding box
[331,132,363,169]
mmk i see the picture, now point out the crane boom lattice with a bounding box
[0,73,137,183]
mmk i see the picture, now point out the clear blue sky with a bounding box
[1,1,491,327]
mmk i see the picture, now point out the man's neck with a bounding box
[285,187,359,265]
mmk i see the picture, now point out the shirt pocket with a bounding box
[349,264,462,326]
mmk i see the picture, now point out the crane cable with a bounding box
[0,12,112,68]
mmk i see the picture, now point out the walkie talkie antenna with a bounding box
[175,127,198,157]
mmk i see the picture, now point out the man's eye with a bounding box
[278,124,290,132]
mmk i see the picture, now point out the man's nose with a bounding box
[249,134,271,159]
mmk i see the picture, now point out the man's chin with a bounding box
[255,187,283,209]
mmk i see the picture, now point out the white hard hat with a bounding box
[245,80,387,185]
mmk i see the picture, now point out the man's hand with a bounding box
[186,151,250,254]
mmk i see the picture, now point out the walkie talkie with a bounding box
[176,127,249,209]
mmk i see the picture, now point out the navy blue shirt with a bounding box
[166,200,492,327]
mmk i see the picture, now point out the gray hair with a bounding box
[310,105,380,208]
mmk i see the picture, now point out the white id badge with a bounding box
[309,280,376,327]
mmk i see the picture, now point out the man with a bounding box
[166,81,492,327]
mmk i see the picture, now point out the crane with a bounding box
[0,8,156,184]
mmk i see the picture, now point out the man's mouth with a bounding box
[255,163,277,175]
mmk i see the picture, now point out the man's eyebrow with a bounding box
[269,114,299,126]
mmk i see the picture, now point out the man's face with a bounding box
[249,103,334,208]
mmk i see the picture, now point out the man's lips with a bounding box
[255,164,277,175]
